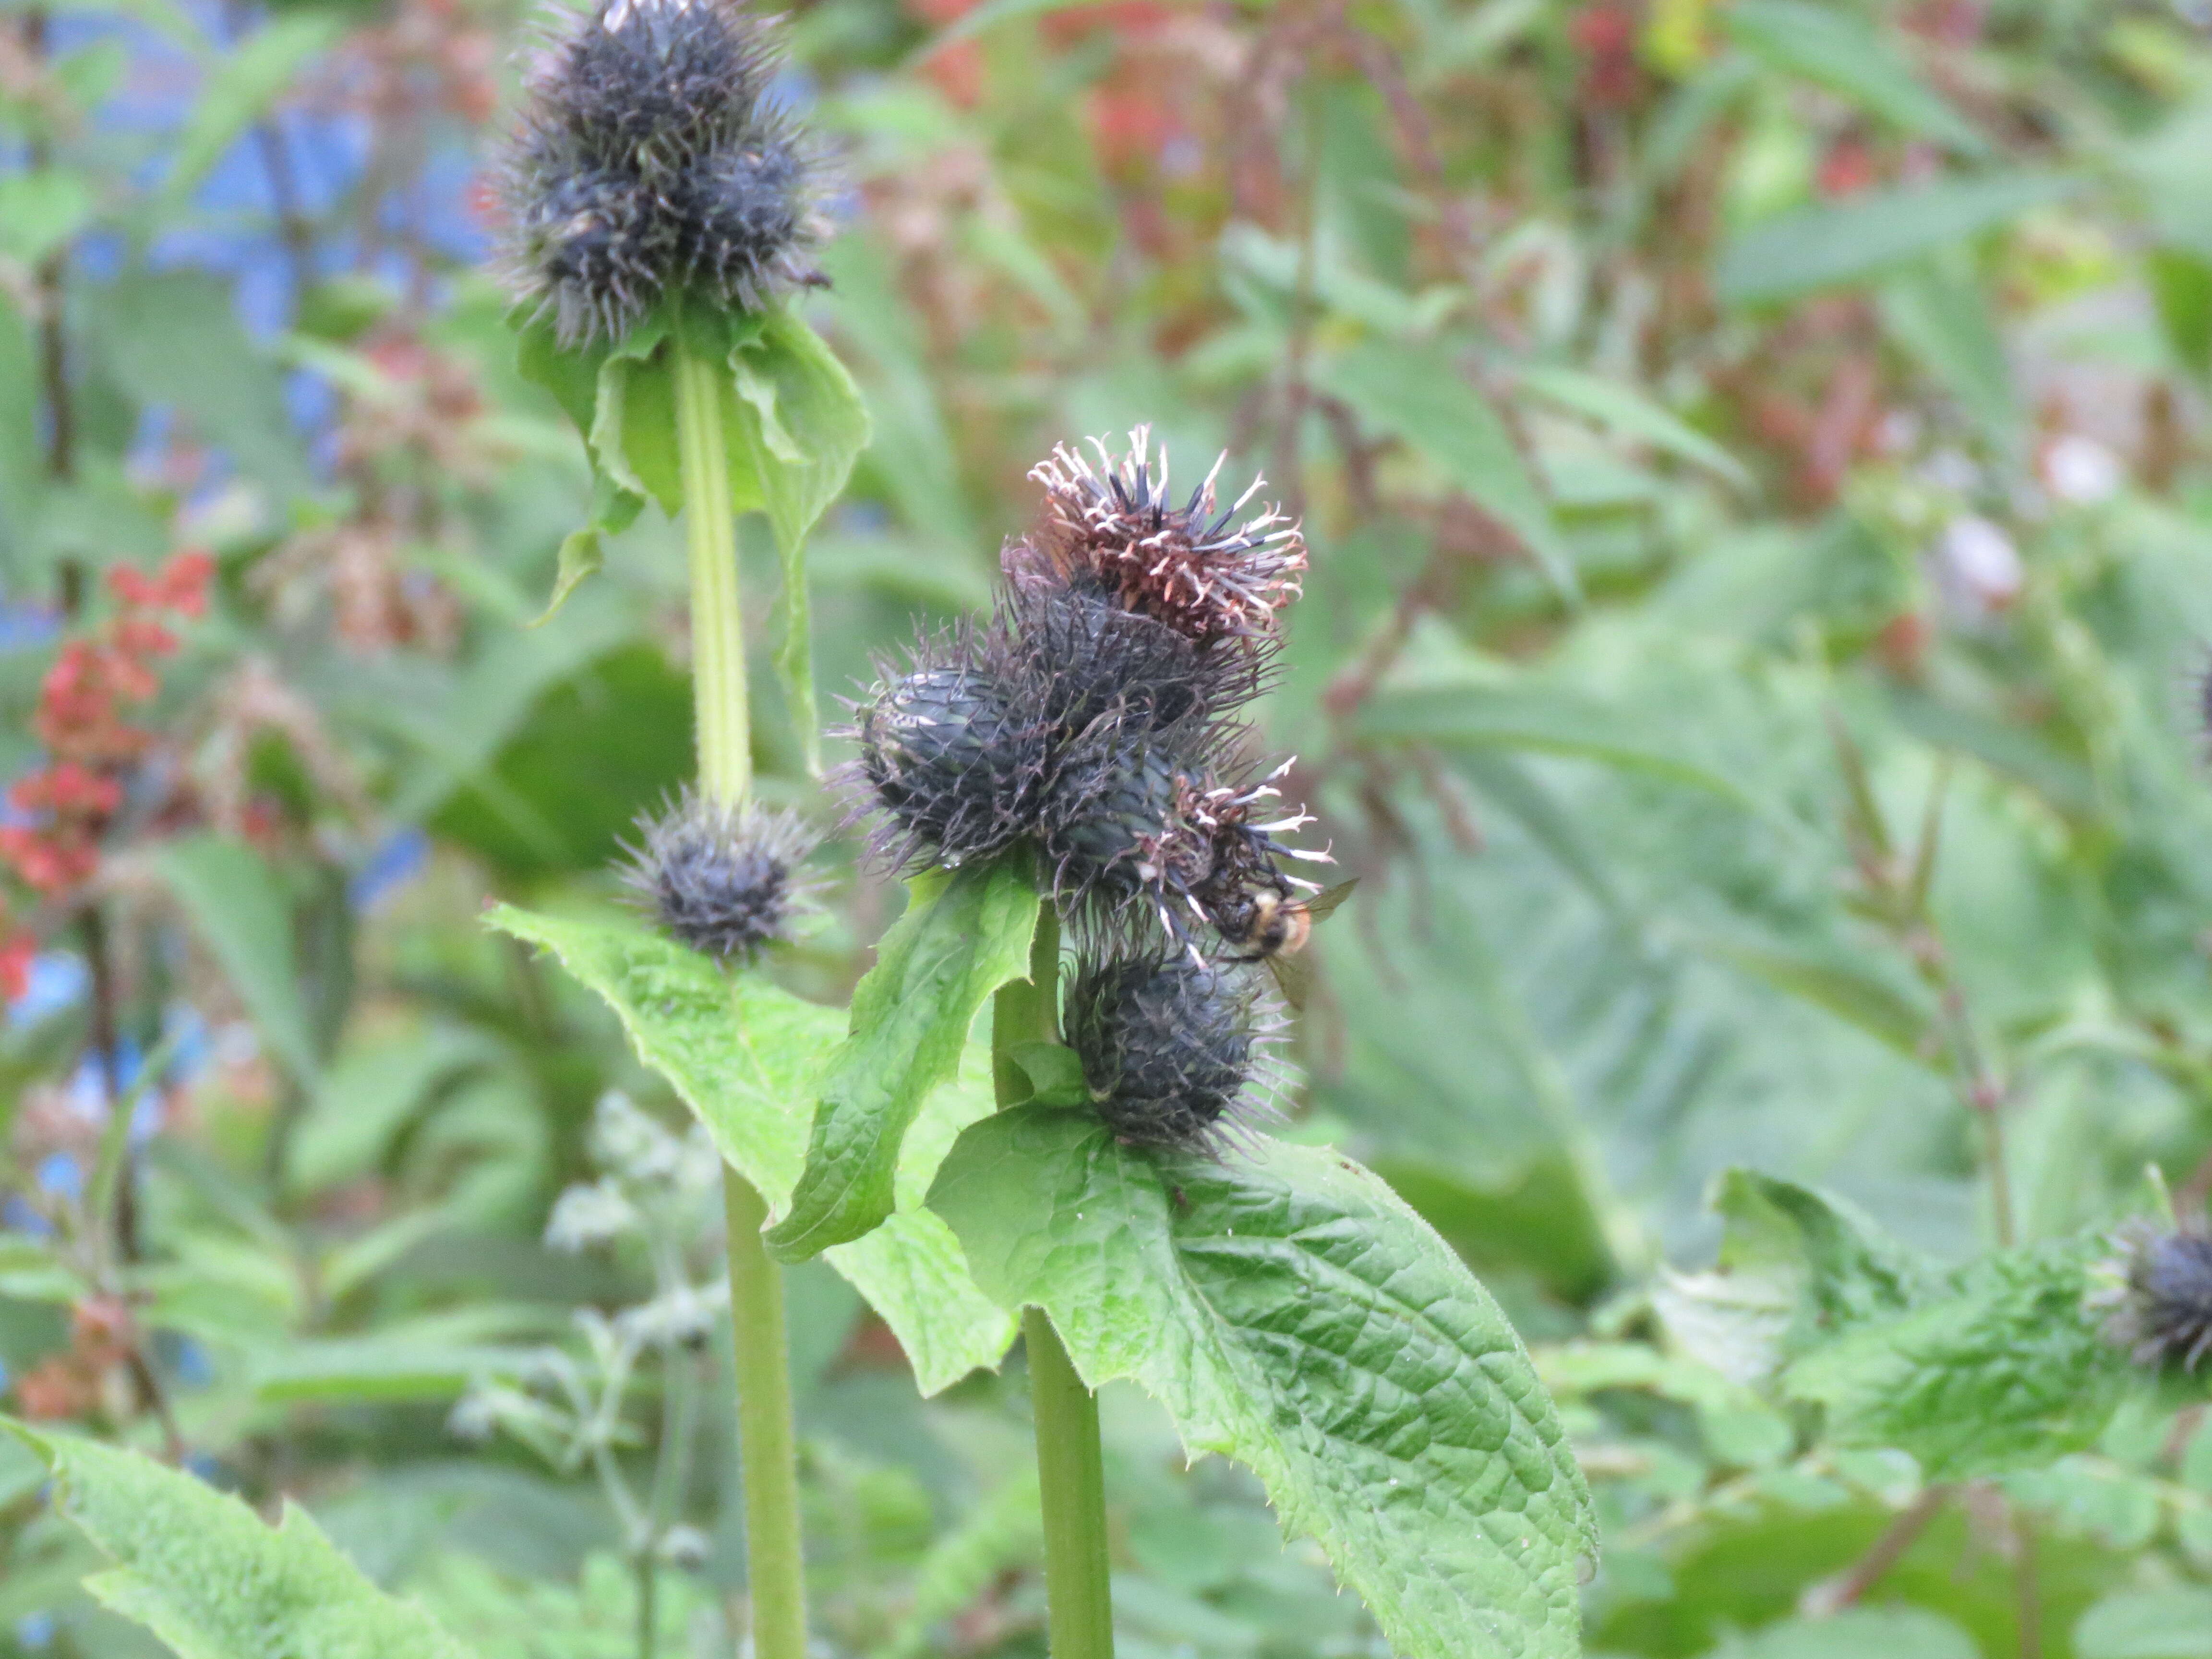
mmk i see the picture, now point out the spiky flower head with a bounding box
[619,787,817,962]
[1006,585,1266,737]
[493,0,826,346]
[2094,1225,2212,1373]
[1006,427,1307,648]
[847,626,1053,874]
[1038,731,1325,954]
[1064,954,1280,1153]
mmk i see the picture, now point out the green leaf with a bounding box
[1693,938,1931,1058]
[929,1109,1598,1659]
[2148,248,2212,380]
[1008,1040,1090,1107]
[6,1420,478,1659]
[592,311,680,514]
[1717,172,2079,305]
[1725,0,1988,157]
[1782,1238,2129,1479]
[1317,339,1577,602]
[766,860,1041,1262]
[250,1338,532,1404]
[1717,1608,1980,1659]
[1879,260,2019,445]
[1517,365,1750,488]
[166,15,342,202]
[0,171,96,265]
[1355,683,1744,800]
[721,307,872,776]
[486,906,1014,1391]
[2075,1590,2212,1659]
[155,834,321,1086]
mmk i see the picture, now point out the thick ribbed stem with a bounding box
[673,332,802,1659]
[994,903,1113,1658]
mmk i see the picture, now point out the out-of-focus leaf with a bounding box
[1725,1,1987,157]
[92,269,306,494]
[1713,1607,1980,1659]
[2148,248,2212,379]
[2074,1590,2212,1659]
[1693,939,1929,1057]
[1518,365,1750,488]
[1879,260,2019,445]
[1356,683,1743,799]
[165,14,342,201]
[0,171,96,265]
[155,834,320,1086]
[286,1025,504,1196]
[1782,1238,2129,1479]
[1717,172,2078,305]
[1318,338,1577,601]
[766,859,1039,1262]
[929,1108,1599,1659]
[5,1421,478,1659]
[487,906,1014,1390]
[251,1339,533,1404]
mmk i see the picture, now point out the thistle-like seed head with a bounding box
[1006,426,1307,648]
[618,787,817,962]
[1064,954,1281,1153]
[492,0,827,346]
[847,628,1052,873]
[2095,1224,2212,1373]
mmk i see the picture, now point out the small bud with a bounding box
[618,788,817,963]
[1007,427,1307,648]
[2097,1226,2212,1373]
[1064,954,1280,1153]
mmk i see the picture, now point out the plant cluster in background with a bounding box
[4,0,2212,1655]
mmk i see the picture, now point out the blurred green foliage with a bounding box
[6,0,2212,1653]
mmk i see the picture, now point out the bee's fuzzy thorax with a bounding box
[1064,954,1283,1154]
[492,0,827,346]
[619,787,818,962]
[1006,427,1308,649]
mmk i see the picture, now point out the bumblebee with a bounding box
[1211,879,1357,1006]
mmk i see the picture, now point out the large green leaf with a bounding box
[155,834,321,1086]
[1782,1237,2129,1479]
[1317,338,1577,601]
[2074,1590,2212,1659]
[765,859,1040,1262]
[1724,0,1987,157]
[487,906,1014,1392]
[7,1420,477,1659]
[928,1108,1598,1659]
[1716,172,2078,305]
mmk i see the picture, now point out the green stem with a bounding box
[724,1172,806,1659]
[673,326,804,1659]
[673,334,750,807]
[993,899,1113,1659]
[1024,1307,1114,1659]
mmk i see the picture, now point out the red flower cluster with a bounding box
[0,553,214,905]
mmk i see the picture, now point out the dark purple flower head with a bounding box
[2096,1225,2212,1373]
[619,787,817,962]
[493,0,827,345]
[1064,953,1284,1154]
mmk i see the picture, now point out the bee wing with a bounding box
[1299,878,1359,925]
[1268,950,1318,1011]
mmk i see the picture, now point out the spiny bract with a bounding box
[618,788,817,962]
[493,0,825,345]
[1064,954,1278,1153]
